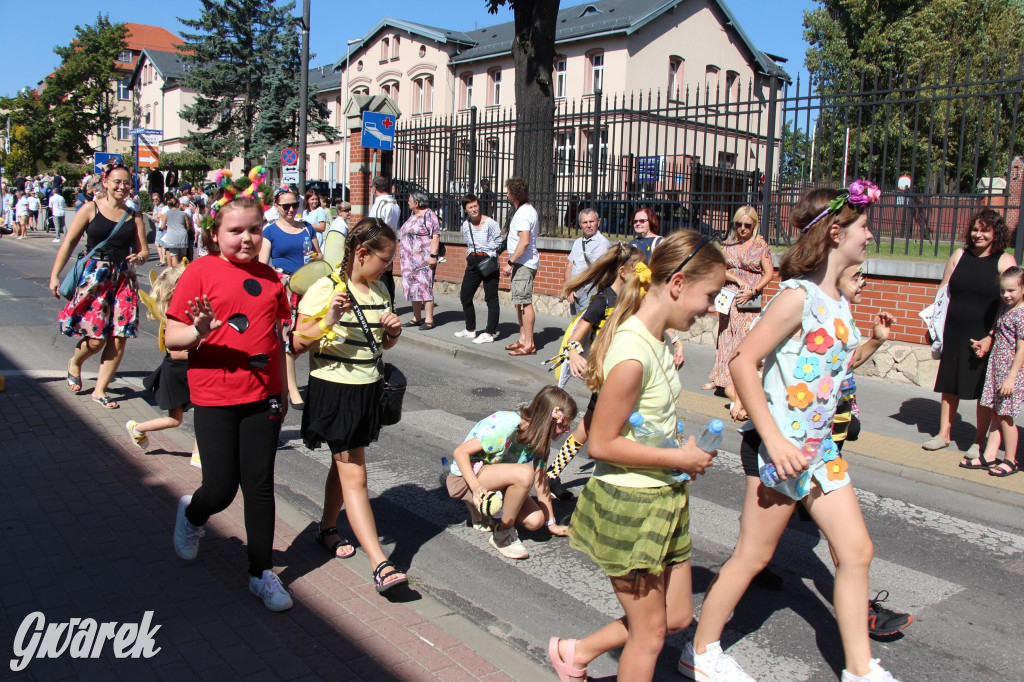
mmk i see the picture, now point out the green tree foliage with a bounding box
[486,0,560,225]
[177,0,336,168]
[5,125,35,176]
[160,150,222,185]
[778,120,812,183]
[0,15,127,164]
[802,0,1024,192]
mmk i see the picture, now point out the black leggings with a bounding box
[186,398,282,577]
[460,255,500,334]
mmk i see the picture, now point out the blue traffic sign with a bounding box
[361,112,395,151]
[281,147,298,165]
[94,152,124,174]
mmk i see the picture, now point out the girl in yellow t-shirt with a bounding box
[291,217,407,594]
[548,230,726,682]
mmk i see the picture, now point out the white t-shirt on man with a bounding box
[507,203,540,270]
[48,193,66,216]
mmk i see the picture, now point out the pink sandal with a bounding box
[548,637,586,681]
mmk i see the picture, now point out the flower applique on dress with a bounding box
[794,356,821,382]
[817,375,835,400]
[826,457,848,481]
[820,436,839,462]
[787,383,814,410]
[806,328,835,354]
[834,318,850,344]
[825,347,848,373]
[811,297,830,324]
[806,406,829,431]
[783,412,807,439]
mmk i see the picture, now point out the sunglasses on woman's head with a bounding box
[668,235,710,279]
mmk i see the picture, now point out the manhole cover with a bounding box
[472,387,504,397]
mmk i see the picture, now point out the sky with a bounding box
[0,0,818,98]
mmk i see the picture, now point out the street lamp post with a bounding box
[342,37,363,203]
[297,0,311,197]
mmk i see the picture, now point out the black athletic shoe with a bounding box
[548,475,574,500]
[868,590,913,638]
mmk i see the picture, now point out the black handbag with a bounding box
[736,293,763,312]
[467,223,499,277]
[349,291,406,426]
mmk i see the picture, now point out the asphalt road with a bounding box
[3,236,1024,681]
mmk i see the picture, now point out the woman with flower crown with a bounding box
[679,181,901,682]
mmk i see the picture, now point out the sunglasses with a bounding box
[735,222,754,228]
[633,218,649,224]
[278,202,299,211]
[669,235,710,279]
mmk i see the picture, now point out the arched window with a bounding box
[668,56,684,95]
[380,38,390,62]
[487,68,502,106]
[460,72,474,109]
[352,85,369,96]
[381,80,399,102]
[726,70,740,98]
[586,50,604,94]
[705,65,720,89]
[413,75,434,114]
[391,36,400,60]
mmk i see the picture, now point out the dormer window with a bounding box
[578,5,603,17]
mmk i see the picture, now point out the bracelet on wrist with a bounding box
[670,334,681,345]
[546,518,556,527]
[386,330,401,339]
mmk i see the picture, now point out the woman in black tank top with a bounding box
[48,164,148,409]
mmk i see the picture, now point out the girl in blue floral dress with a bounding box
[681,182,902,682]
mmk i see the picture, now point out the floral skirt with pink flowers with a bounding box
[58,258,139,339]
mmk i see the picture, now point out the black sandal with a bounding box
[989,460,1019,477]
[372,560,408,593]
[959,456,998,470]
[314,523,355,559]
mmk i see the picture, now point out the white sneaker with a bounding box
[489,525,529,559]
[51,238,61,243]
[841,659,899,682]
[678,641,755,681]
[473,332,495,344]
[173,495,205,560]
[249,570,294,612]
[454,329,476,338]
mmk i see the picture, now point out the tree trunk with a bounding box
[511,0,559,232]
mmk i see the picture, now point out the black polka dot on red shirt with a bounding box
[243,279,262,297]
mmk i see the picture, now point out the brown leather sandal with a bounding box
[509,345,536,356]
[504,340,523,351]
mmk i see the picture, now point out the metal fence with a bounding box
[393,54,1024,261]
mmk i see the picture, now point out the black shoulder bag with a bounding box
[348,286,407,426]
[467,223,499,277]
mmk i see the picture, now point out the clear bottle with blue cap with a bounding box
[628,412,690,482]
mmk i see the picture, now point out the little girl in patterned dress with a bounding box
[447,385,577,559]
[681,182,902,682]
[976,266,1024,477]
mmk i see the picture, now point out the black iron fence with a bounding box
[393,54,1024,261]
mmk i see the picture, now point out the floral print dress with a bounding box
[980,305,1024,417]
[709,237,770,388]
[399,208,440,302]
[742,279,861,501]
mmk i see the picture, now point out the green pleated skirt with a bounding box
[568,476,691,578]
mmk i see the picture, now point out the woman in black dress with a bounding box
[924,209,1016,456]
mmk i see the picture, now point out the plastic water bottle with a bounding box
[629,412,690,482]
[302,235,313,264]
[759,462,781,487]
[695,419,724,453]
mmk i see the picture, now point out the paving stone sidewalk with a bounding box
[0,373,546,681]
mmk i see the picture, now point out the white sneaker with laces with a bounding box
[841,659,898,682]
[678,641,755,681]
[249,570,294,612]
[473,332,495,344]
[52,238,61,243]
[173,495,205,560]
[489,525,529,559]
[454,329,476,338]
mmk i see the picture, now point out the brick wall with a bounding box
[435,233,942,346]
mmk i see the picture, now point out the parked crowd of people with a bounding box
[34,162,1023,682]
